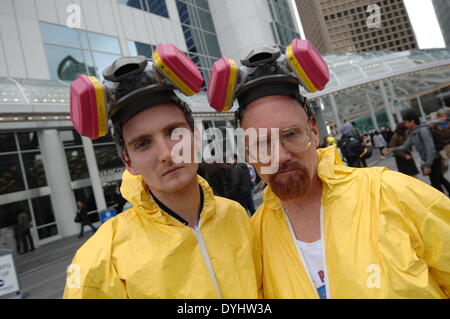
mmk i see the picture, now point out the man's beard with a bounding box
[268,161,311,201]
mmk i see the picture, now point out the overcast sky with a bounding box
[291,0,446,50]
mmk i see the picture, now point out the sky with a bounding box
[291,0,446,50]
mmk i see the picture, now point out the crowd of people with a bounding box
[328,108,450,196]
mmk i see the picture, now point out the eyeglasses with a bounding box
[245,126,313,162]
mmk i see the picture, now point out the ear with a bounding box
[310,118,320,147]
[122,150,140,176]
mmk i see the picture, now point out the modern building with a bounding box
[0,0,301,249]
[295,0,418,54]
[432,0,450,48]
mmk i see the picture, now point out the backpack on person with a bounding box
[428,125,445,152]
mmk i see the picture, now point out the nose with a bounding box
[276,142,292,164]
[156,137,173,163]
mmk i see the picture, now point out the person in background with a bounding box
[230,157,255,216]
[389,123,419,178]
[433,108,450,172]
[18,211,34,254]
[384,111,450,196]
[338,122,372,167]
[76,200,97,238]
[372,131,387,159]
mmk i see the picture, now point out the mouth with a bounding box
[162,166,184,177]
[276,169,298,176]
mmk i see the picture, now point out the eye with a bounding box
[282,128,297,139]
[135,139,151,150]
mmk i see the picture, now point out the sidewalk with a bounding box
[14,232,94,299]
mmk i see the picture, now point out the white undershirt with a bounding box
[296,238,327,299]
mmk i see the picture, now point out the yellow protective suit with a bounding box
[64,172,262,299]
[252,146,450,299]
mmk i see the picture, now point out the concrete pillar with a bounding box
[82,137,107,213]
[38,129,78,237]
[328,94,342,131]
[379,81,396,130]
[365,92,380,131]
[312,99,328,143]
[416,96,427,122]
[387,80,403,122]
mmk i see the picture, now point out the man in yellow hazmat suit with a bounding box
[63,46,262,298]
[207,40,450,298]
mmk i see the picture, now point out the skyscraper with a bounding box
[295,0,418,54]
[432,0,450,48]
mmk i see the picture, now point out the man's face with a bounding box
[122,104,198,194]
[240,95,320,201]
[403,120,415,129]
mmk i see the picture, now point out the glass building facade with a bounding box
[176,0,222,85]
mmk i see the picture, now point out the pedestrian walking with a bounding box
[76,200,97,238]
[389,123,418,177]
[373,131,387,159]
[385,111,450,195]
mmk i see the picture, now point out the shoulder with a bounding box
[380,169,448,214]
[70,209,139,282]
[213,195,250,220]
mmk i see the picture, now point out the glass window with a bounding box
[37,224,58,240]
[0,133,17,153]
[88,33,121,55]
[17,131,39,151]
[79,30,90,50]
[92,52,122,80]
[94,145,124,172]
[44,44,88,81]
[0,154,25,195]
[31,196,56,227]
[128,41,154,59]
[192,0,209,10]
[118,0,143,10]
[204,33,221,58]
[65,147,89,181]
[22,152,47,189]
[39,22,80,47]
[144,0,169,18]
[0,200,29,229]
[197,9,215,32]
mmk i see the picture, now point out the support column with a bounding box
[365,92,380,131]
[38,129,78,237]
[387,80,403,122]
[328,94,342,131]
[312,99,328,143]
[379,81,396,130]
[416,96,427,122]
[82,137,107,213]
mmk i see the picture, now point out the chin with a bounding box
[160,168,196,193]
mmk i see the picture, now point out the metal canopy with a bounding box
[303,48,450,125]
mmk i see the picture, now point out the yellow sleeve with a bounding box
[63,222,128,299]
[381,170,450,297]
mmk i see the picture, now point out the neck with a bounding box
[281,173,323,215]
[150,177,201,228]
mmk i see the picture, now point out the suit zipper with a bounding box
[285,205,331,299]
[285,214,320,299]
[192,221,223,299]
